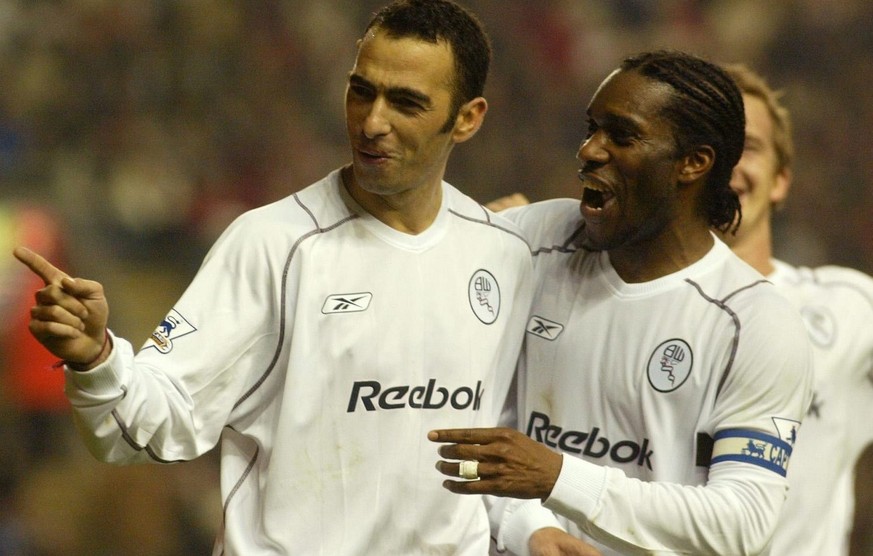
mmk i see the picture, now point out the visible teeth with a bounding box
[582,187,605,209]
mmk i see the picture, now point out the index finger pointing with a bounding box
[13,246,70,286]
[428,428,501,445]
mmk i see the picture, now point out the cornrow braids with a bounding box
[621,50,745,233]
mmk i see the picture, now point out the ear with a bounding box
[452,97,488,144]
[677,145,715,185]
[770,165,792,207]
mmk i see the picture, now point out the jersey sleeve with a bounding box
[500,288,814,555]
[63,210,292,464]
[817,266,873,447]
[489,498,567,556]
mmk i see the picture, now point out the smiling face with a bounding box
[344,29,476,201]
[723,93,791,248]
[576,69,688,253]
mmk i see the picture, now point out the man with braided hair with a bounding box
[430,50,813,555]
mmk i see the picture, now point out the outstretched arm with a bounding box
[429,427,562,500]
[430,427,791,554]
[13,246,110,370]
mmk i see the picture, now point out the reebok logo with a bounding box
[322,292,372,314]
[526,316,564,341]
[526,411,653,470]
[347,379,483,412]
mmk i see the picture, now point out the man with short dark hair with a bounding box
[14,1,534,553]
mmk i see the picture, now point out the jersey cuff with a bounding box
[543,453,607,523]
[497,498,565,556]
[64,330,129,400]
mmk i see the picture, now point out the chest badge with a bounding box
[647,338,693,392]
[799,305,836,348]
[469,269,500,324]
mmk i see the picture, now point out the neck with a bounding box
[341,165,443,234]
[609,221,715,283]
[719,224,775,276]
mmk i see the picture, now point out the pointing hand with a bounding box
[13,246,111,369]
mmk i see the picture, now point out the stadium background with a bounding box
[0,1,871,554]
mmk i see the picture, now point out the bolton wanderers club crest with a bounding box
[647,338,693,392]
[468,269,500,324]
[799,305,836,348]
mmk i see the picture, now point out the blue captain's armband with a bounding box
[710,428,793,476]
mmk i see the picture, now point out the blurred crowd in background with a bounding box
[1,1,871,554]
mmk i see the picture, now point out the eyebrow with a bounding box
[602,112,642,133]
[588,108,643,134]
[348,74,432,106]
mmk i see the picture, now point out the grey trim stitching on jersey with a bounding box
[110,191,355,460]
[684,278,747,398]
[111,407,185,463]
[449,208,531,251]
[721,279,769,304]
[217,198,357,542]
[811,272,873,311]
[294,191,323,230]
[220,440,259,539]
[229,229,315,411]
[233,203,525,410]
[232,211,359,411]
[530,224,586,256]
[476,202,493,224]
[809,272,873,386]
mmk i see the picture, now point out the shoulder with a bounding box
[443,184,532,252]
[718,259,813,392]
[499,198,583,253]
[720,259,798,320]
[695,250,806,338]
[772,260,873,312]
[205,171,354,265]
[229,171,351,235]
[807,265,873,306]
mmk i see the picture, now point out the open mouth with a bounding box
[582,186,614,210]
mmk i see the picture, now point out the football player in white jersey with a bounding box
[718,63,873,556]
[13,1,536,554]
[431,50,814,555]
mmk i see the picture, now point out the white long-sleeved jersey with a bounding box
[493,199,813,556]
[63,169,535,555]
[767,260,873,556]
